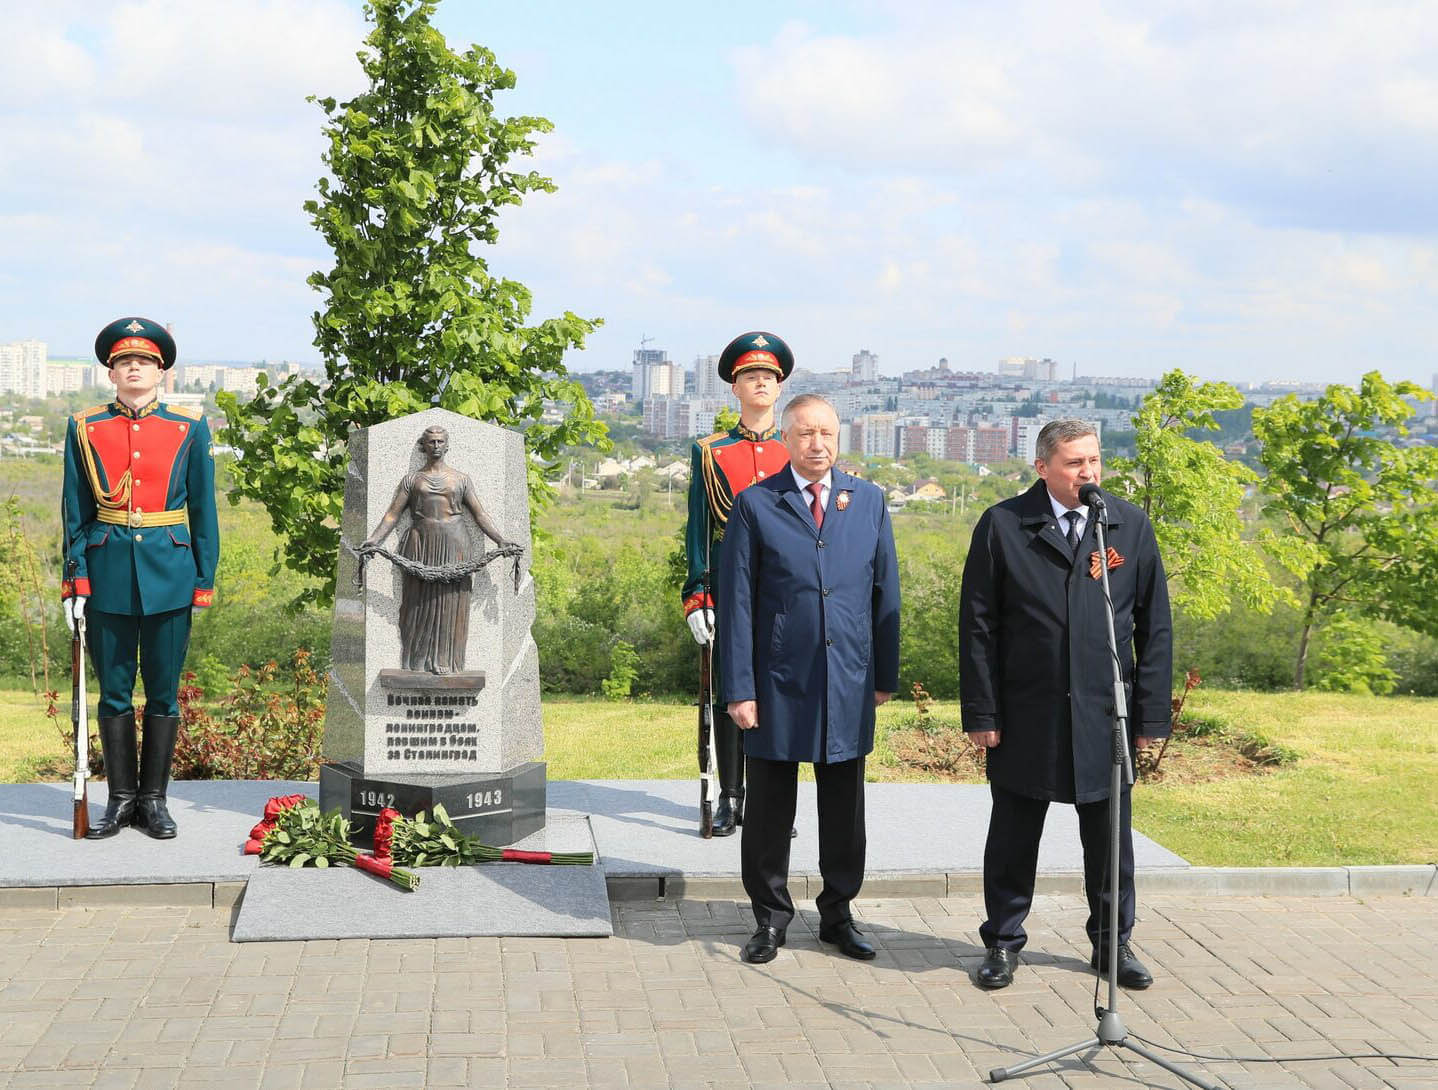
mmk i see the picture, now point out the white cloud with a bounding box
[3,1,1435,383]
[733,1,1438,234]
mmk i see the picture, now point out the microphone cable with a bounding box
[1116,1031,1438,1066]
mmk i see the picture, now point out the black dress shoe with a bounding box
[742,925,786,964]
[711,794,741,837]
[1091,943,1153,990]
[819,921,876,960]
[976,946,1017,989]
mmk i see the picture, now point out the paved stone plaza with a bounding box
[1,891,1433,1089]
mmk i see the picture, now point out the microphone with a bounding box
[1078,482,1105,509]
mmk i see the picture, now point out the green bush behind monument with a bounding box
[2,457,1437,698]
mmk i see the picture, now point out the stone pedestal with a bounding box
[319,409,544,846]
[319,760,546,846]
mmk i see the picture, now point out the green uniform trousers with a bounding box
[85,607,192,718]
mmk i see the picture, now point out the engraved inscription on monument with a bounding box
[381,690,480,762]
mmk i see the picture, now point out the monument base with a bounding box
[319,760,546,847]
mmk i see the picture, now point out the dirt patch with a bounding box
[886,721,1289,785]
[887,726,988,781]
[1134,732,1282,784]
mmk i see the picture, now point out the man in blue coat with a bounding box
[719,393,901,964]
[61,317,220,840]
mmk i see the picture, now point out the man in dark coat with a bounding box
[719,394,901,964]
[959,418,1171,990]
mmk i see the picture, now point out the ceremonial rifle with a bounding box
[696,537,718,838]
[67,560,90,839]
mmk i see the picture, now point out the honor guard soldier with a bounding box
[682,332,794,835]
[61,317,220,840]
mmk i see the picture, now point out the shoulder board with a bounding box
[168,404,203,420]
[696,430,728,448]
[72,404,109,423]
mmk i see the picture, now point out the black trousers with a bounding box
[741,754,865,933]
[979,782,1135,954]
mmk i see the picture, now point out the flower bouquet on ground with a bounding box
[381,803,594,867]
[243,794,420,891]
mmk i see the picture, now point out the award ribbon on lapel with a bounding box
[1089,546,1124,580]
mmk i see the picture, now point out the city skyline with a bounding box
[3,2,1436,386]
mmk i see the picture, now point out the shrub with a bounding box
[171,649,327,780]
[601,640,639,701]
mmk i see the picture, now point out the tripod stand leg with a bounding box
[988,1036,1099,1083]
[1116,1039,1225,1090]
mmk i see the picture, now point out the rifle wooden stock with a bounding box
[73,792,89,839]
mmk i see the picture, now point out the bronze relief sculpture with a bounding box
[358,426,518,675]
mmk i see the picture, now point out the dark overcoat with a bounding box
[959,480,1172,803]
[719,468,900,764]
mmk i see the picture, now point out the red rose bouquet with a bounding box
[388,803,594,867]
[243,795,420,890]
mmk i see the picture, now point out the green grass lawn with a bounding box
[5,687,1433,867]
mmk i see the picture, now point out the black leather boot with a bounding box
[711,712,745,837]
[86,713,138,839]
[135,713,180,839]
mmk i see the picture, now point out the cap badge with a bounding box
[752,334,768,347]
[124,320,145,333]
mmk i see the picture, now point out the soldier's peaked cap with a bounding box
[718,331,793,383]
[95,316,177,370]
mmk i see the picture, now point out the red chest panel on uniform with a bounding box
[85,414,190,510]
[711,438,791,495]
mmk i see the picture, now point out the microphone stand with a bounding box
[988,490,1222,1089]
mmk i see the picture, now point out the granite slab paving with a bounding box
[0,892,1433,1089]
[0,779,1187,890]
[233,864,613,941]
[0,780,312,887]
[548,778,1190,877]
[231,812,610,941]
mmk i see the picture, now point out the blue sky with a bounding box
[2,0,1436,384]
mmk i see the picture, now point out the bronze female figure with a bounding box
[358,426,514,674]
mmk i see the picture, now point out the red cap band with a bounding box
[730,350,782,377]
[107,337,163,364]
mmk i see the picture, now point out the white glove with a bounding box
[65,595,87,632]
[686,609,715,646]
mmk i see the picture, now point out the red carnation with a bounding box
[263,793,310,820]
[372,807,401,860]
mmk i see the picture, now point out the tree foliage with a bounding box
[1106,370,1289,620]
[1253,371,1438,687]
[220,0,605,606]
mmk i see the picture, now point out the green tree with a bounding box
[1105,370,1289,620]
[1253,371,1438,687]
[220,0,605,607]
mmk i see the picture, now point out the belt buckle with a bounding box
[128,511,143,528]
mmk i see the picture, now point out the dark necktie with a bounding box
[1064,509,1082,554]
[808,481,824,530]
